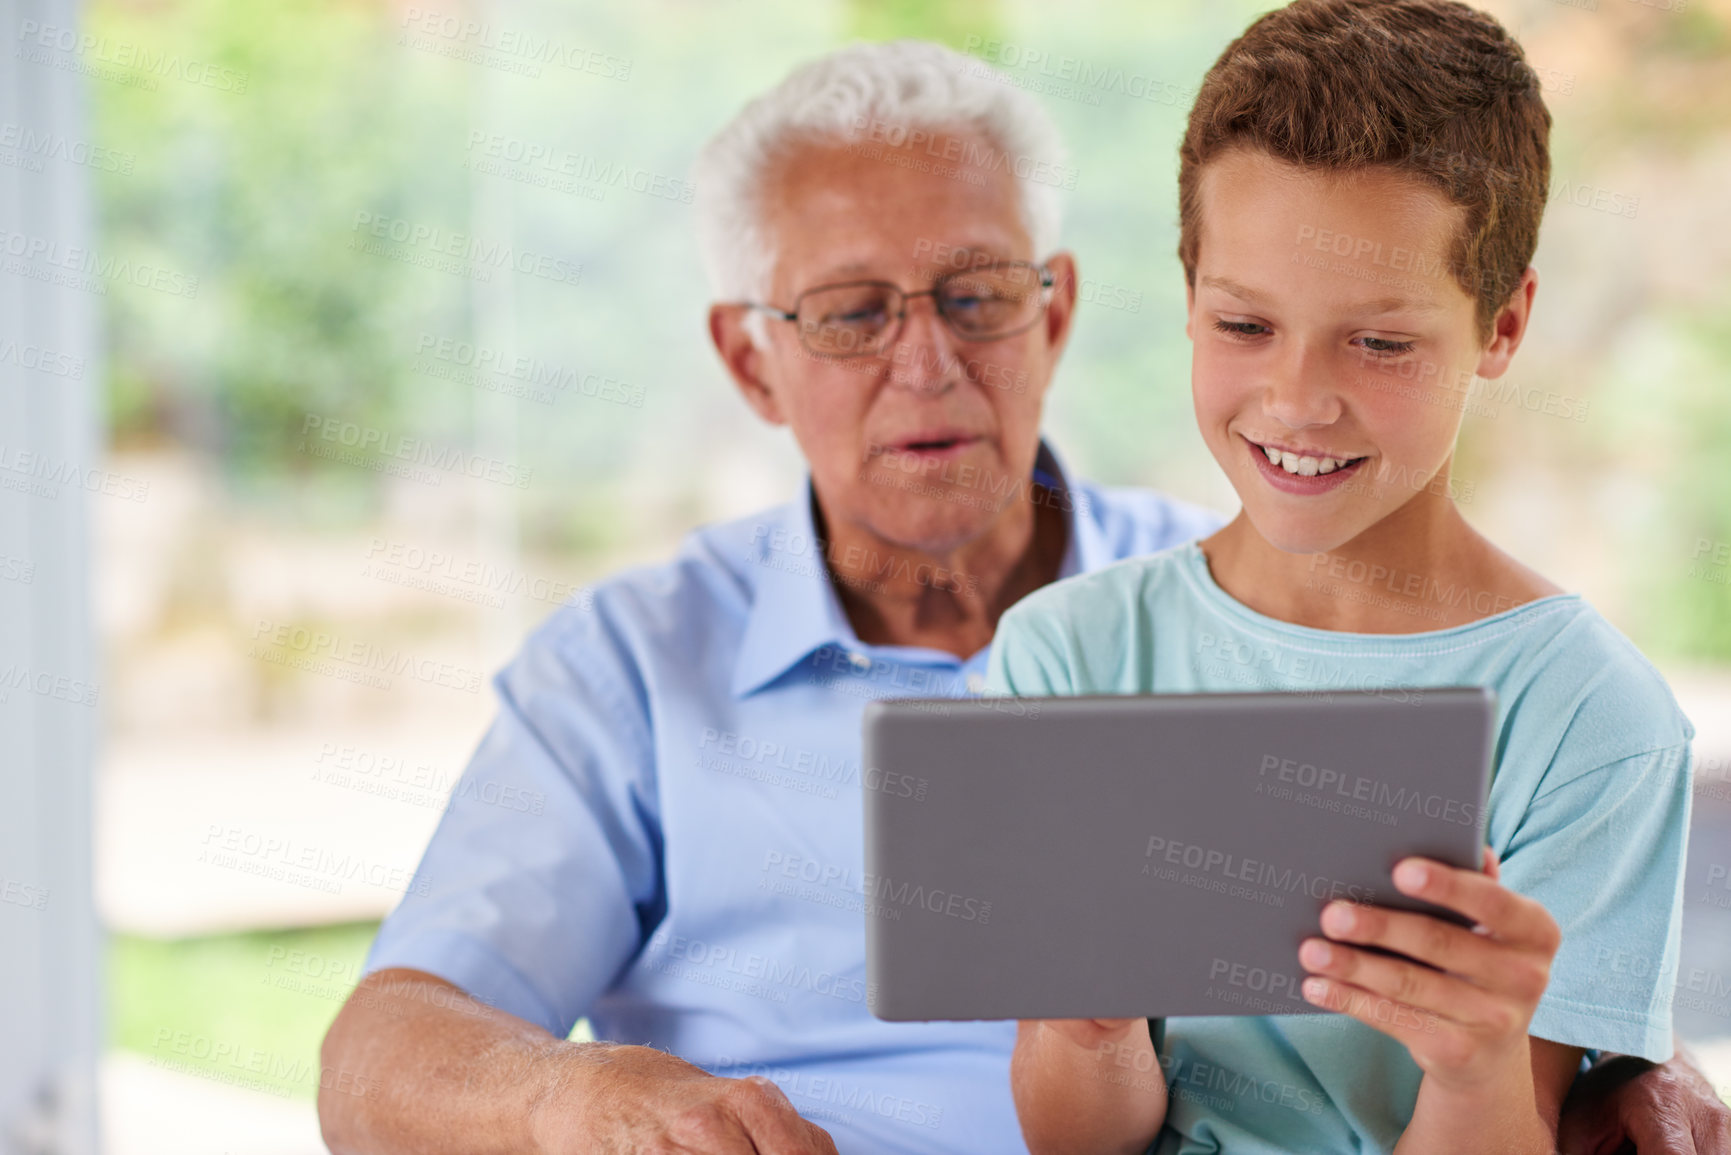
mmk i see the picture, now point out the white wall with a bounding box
[0,0,103,1151]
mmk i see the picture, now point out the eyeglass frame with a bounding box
[739,260,1057,358]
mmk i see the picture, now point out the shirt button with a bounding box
[965,673,986,694]
[848,651,871,670]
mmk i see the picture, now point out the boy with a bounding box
[992,1,1694,1152]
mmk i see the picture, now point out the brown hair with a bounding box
[1177,0,1551,342]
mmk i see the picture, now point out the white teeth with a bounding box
[1261,443,1358,476]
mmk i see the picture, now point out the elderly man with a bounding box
[319,39,1727,1155]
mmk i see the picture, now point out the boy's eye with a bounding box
[1357,335,1417,357]
[1212,319,1269,339]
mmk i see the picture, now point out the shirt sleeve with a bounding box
[983,600,1078,698]
[362,605,663,1039]
[1498,742,1692,1063]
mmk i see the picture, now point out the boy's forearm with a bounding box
[318,967,581,1155]
[1395,1054,1552,1155]
[1010,1021,1167,1155]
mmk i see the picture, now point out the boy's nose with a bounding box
[1261,342,1343,428]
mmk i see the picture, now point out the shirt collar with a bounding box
[1039,438,1114,579]
[731,438,1105,698]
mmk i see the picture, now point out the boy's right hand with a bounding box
[1297,847,1560,1092]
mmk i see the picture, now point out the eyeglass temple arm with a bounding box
[742,303,797,321]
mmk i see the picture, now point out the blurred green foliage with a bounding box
[83,0,1731,661]
[93,0,471,482]
[109,922,379,1100]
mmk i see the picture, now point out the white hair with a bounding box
[693,39,1069,314]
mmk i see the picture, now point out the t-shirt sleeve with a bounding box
[362,606,663,1039]
[984,598,1078,698]
[1498,741,1692,1063]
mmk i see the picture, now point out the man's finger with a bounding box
[1691,1096,1731,1155]
[1620,1108,1698,1155]
[727,1076,837,1154]
[800,1118,842,1155]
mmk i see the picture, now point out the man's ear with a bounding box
[1474,266,1538,381]
[1040,251,1080,359]
[708,303,787,426]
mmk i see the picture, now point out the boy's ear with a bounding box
[1474,267,1538,381]
[1183,278,1196,342]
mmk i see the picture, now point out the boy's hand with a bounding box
[1296,847,1561,1093]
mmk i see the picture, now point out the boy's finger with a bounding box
[1317,902,1547,1002]
[1298,975,1443,1050]
[1390,857,1558,952]
[1299,937,1502,1031]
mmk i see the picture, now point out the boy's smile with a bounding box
[1241,434,1370,495]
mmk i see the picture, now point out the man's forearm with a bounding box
[318,967,584,1155]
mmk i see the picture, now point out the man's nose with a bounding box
[884,296,963,394]
[1261,340,1343,428]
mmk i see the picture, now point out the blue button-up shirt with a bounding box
[365,441,1223,1154]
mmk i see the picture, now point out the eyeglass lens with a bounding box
[794,265,1046,356]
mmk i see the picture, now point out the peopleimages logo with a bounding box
[760,850,992,923]
[15,20,250,93]
[1257,754,1477,827]
[249,617,485,694]
[0,227,200,299]
[349,212,583,286]
[1143,834,1376,904]
[960,35,1198,107]
[300,414,533,489]
[397,8,631,80]
[848,115,1079,190]
[464,132,692,203]
[0,121,135,173]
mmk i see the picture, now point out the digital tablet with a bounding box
[861,687,1494,1022]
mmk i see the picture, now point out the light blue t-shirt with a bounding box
[985,541,1694,1155]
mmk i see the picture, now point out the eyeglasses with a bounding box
[744,261,1055,359]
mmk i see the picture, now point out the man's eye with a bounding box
[830,306,887,326]
[1358,336,1417,357]
[1212,319,1268,339]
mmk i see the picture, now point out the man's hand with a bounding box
[318,968,836,1155]
[1557,1051,1731,1155]
[534,1042,839,1155]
